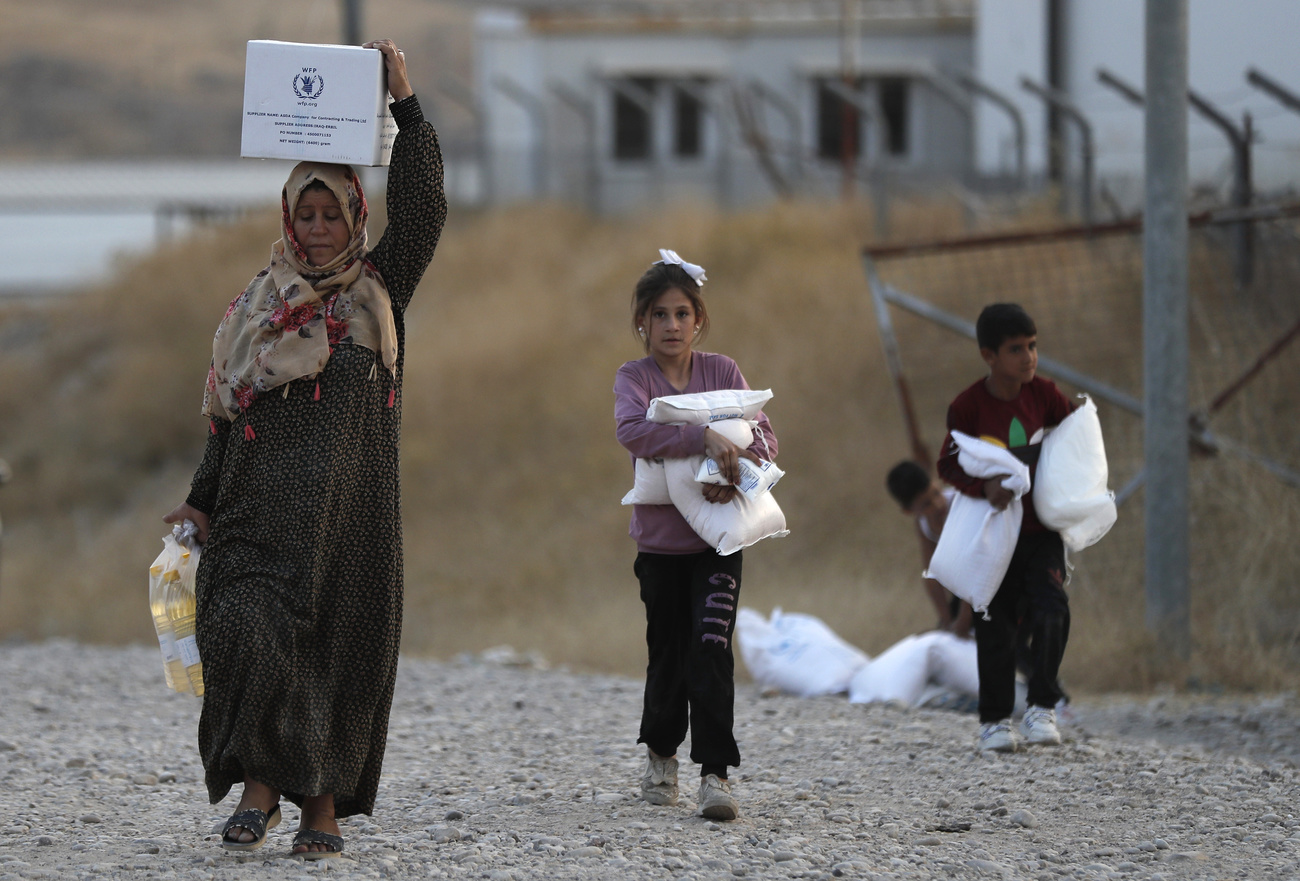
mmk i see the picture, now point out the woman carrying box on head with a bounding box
[613,251,779,821]
[163,40,446,859]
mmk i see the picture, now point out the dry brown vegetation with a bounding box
[1,196,1298,696]
[0,0,473,158]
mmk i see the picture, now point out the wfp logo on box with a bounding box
[292,69,325,100]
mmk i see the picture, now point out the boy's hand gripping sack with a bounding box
[1033,395,1117,553]
[924,432,1030,616]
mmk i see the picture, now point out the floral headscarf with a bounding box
[202,162,398,427]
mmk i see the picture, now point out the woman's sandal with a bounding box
[292,828,344,860]
[220,804,281,852]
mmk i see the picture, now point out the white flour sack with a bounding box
[621,419,754,506]
[665,455,788,555]
[646,388,773,425]
[1033,395,1118,553]
[735,607,868,697]
[924,432,1031,615]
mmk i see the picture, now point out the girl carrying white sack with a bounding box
[614,250,779,822]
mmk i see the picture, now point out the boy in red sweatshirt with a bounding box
[937,303,1074,752]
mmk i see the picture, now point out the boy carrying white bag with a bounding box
[924,431,1030,616]
[1033,395,1117,552]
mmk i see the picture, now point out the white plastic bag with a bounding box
[147,521,204,696]
[924,432,1031,615]
[645,388,773,425]
[735,607,868,697]
[1033,395,1117,552]
[621,419,753,506]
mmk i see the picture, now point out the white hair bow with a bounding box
[656,249,707,287]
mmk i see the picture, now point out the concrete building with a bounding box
[975,0,1300,215]
[471,0,977,211]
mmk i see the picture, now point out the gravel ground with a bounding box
[2,641,1298,880]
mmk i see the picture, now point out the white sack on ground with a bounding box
[646,388,773,425]
[925,432,1031,615]
[621,419,754,506]
[1033,395,1117,552]
[735,607,868,697]
[847,631,980,705]
[927,632,980,696]
[848,634,936,705]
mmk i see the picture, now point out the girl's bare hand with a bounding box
[702,484,738,505]
[703,427,761,486]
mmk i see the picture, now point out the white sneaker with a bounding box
[1021,706,1062,745]
[640,749,679,806]
[698,774,739,821]
[978,719,1020,753]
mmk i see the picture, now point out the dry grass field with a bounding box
[2,0,1297,695]
[1,194,1297,696]
[0,0,473,158]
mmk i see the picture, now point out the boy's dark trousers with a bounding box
[974,531,1070,723]
[634,549,743,771]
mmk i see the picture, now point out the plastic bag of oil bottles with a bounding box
[148,521,204,696]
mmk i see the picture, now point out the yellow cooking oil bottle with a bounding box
[148,534,186,692]
[166,525,205,696]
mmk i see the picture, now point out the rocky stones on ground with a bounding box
[1,640,1297,880]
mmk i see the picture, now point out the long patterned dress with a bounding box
[186,96,447,818]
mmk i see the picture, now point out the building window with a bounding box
[673,83,705,158]
[879,77,909,156]
[816,77,863,160]
[613,77,654,160]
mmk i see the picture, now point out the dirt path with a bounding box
[1,641,1297,880]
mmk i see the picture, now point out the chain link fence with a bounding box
[863,206,1300,685]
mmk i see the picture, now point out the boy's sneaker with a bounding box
[978,719,1020,753]
[640,750,679,806]
[698,774,739,821]
[1021,706,1062,745]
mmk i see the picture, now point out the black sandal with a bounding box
[220,804,281,852]
[292,828,344,860]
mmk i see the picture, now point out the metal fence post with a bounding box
[549,83,599,214]
[949,69,1028,187]
[1143,0,1191,659]
[1098,68,1253,287]
[1186,90,1253,287]
[494,76,550,200]
[1019,76,1094,226]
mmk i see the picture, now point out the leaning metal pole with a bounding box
[1143,0,1191,659]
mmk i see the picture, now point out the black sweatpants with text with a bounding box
[635,549,743,774]
[974,530,1070,724]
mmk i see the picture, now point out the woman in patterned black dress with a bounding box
[164,40,446,858]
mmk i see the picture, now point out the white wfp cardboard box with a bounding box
[241,40,398,166]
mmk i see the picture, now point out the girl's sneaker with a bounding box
[1021,706,1062,745]
[978,719,1020,752]
[640,749,679,805]
[698,774,739,821]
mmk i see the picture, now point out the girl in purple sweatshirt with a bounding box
[613,251,778,821]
